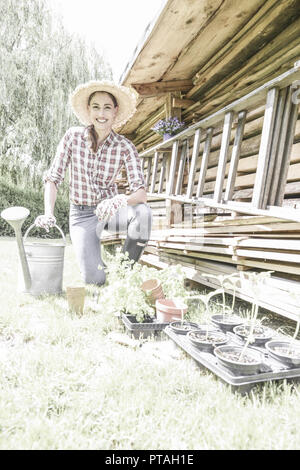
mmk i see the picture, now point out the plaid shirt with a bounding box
[44,127,145,206]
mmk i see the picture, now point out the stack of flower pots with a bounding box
[141,279,165,305]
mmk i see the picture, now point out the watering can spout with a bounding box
[1,206,32,291]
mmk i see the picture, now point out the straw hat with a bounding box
[70,80,138,129]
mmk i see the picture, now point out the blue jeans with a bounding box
[69,203,152,286]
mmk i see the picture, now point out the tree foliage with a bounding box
[0,0,112,194]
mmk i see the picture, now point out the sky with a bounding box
[48,0,167,82]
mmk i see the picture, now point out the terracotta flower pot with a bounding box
[155,298,187,323]
[141,279,165,304]
[66,286,85,315]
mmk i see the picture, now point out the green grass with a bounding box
[1,237,300,450]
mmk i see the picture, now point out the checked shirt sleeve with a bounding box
[43,128,73,188]
[123,141,146,193]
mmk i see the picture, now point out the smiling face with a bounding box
[88,91,118,135]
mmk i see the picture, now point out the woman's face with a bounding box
[88,92,118,134]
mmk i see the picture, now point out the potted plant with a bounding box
[184,289,228,349]
[233,321,273,346]
[213,344,263,375]
[151,117,185,140]
[169,320,199,335]
[213,271,273,374]
[266,290,300,367]
[98,249,189,336]
[203,273,244,331]
[187,328,229,352]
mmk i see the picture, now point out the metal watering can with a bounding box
[1,206,66,296]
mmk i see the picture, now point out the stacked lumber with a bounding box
[139,214,300,321]
[140,251,300,322]
[101,230,122,246]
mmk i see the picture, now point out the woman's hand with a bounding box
[95,194,128,221]
[34,214,56,232]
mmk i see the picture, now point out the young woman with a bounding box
[35,80,152,286]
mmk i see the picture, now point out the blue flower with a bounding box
[151,117,185,136]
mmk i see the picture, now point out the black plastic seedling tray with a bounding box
[121,314,169,339]
[164,326,300,394]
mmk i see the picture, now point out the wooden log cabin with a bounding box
[108,0,300,322]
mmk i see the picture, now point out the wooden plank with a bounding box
[145,157,152,190]
[269,86,294,205]
[158,241,234,256]
[275,89,300,205]
[213,111,234,203]
[175,139,188,196]
[158,154,167,193]
[172,97,195,108]
[235,257,300,276]
[150,151,159,193]
[132,79,193,97]
[263,87,289,206]
[235,248,300,264]
[162,247,234,265]
[252,87,279,209]
[166,141,179,196]
[224,110,247,201]
[196,127,213,198]
[186,128,202,199]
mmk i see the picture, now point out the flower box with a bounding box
[121,313,169,339]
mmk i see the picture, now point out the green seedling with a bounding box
[203,273,241,316]
[283,289,300,355]
[186,289,224,339]
[239,271,273,360]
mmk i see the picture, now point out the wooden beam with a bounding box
[214,111,234,203]
[275,88,299,206]
[158,154,167,193]
[196,127,213,198]
[166,141,179,196]
[186,128,202,199]
[224,110,247,201]
[132,80,193,97]
[252,87,279,209]
[175,140,188,196]
[150,151,159,193]
[172,97,195,109]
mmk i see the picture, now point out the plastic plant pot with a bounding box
[265,340,300,368]
[211,314,244,332]
[214,345,263,375]
[187,329,229,352]
[169,321,199,335]
[233,324,274,346]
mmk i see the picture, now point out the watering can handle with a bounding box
[23,224,67,245]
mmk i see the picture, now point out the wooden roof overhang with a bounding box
[119,0,300,150]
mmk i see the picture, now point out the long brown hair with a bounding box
[87,91,118,152]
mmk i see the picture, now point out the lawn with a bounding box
[0,236,300,450]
